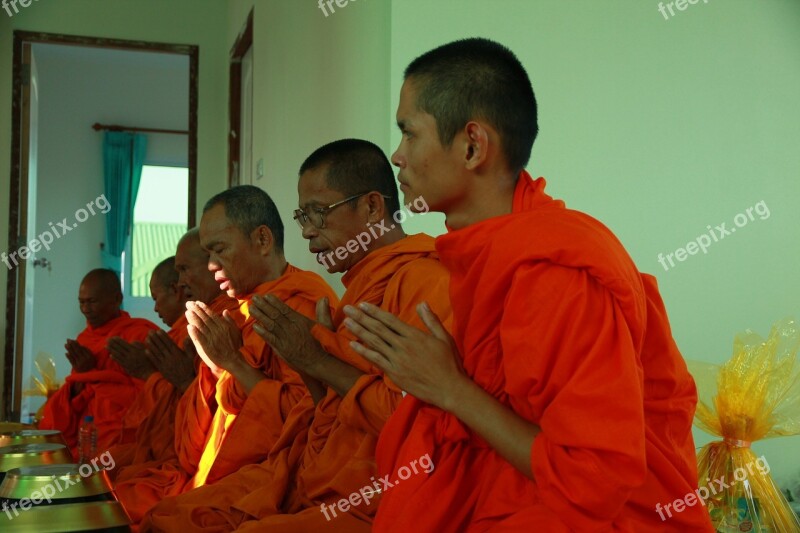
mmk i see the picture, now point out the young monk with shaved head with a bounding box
[142,139,452,532]
[344,38,714,532]
[39,268,159,458]
[116,186,338,526]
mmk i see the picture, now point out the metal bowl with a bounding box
[0,500,131,532]
[0,444,72,479]
[0,430,66,448]
[0,423,30,433]
[0,464,114,501]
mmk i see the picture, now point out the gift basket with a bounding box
[21,353,61,423]
[689,318,800,532]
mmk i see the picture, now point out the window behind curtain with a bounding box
[125,165,188,299]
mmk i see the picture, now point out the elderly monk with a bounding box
[344,38,714,532]
[110,231,240,483]
[39,268,159,458]
[106,256,188,476]
[142,139,453,533]
[117,185,338,525]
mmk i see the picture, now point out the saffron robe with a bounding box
[39,311,159,458]
[109,295,239,481]
[142,235,452,533]
[371,173,714,532]
[115,265,337,525]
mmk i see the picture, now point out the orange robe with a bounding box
[111,295,240,483]
[370,172,714,532]
[141,234,452,533]
[107,314,190,480]
[39,311,159,458]
[116,265,338,525]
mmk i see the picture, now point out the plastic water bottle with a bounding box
[78,415,97,465]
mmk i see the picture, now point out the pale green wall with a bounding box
[0,0,229,415]
[227,0,392,294]
[391,0,800,484]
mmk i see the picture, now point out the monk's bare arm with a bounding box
[445,375,539,479]
[250,295,364,398]
[345,301,540,479]
[304,350,364,398]
[223,354,267,395]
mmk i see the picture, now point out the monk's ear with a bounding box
[364,191,386,224]
[253,225,274,254]
[463,121,490,170]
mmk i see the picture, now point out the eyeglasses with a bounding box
[293,191,392,230]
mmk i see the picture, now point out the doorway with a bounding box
[3,31,199,421]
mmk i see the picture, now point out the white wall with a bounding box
[227,0,393,295]
[390,0,800,483]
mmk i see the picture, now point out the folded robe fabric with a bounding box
[141,234,453,533]
[39,311,160,459]
[109,295,240,481]
[115,265,337,525]
[371,173,715,532]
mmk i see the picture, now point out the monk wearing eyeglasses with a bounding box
[142,139,452,533]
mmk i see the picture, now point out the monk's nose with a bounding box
[391,148,404,168]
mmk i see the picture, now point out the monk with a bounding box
[110,230,239,483]
[39,268,159,458]
[141,138,453,533]
[344,38,715,532]
[116,185,338,525]
[105,256,188,476]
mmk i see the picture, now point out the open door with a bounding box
[3,31,199,421]
[2,42,36,421]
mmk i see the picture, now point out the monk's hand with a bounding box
[108,337,156,380]
[316,297,336,331]
[65,339,96,373]
[145,330,197,392]
[186,301,243,377]
[250,294,328,374]
[344,301,466,410]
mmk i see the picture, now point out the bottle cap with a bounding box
[84,415,94,423]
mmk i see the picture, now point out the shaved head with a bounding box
[175,227,223,304]
[79,268,122,328]
[149,256,185,326]
[82,268,122,295]
[405,37,538,173]
[152,256,179,289]
[299,139,401,215]
[203,185,284,252]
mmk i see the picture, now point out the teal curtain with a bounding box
[102,131,147,276]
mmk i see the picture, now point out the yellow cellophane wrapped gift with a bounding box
[21,352,61,422]
[689,319,800,532]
